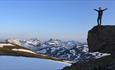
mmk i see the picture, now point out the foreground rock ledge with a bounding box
[62,55,115,70]
[62,25,115,70]
[88,25,115,53]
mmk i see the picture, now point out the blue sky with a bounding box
[0,0,115,42]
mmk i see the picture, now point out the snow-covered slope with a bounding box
[8,39,22,46]
[20,38,41,50]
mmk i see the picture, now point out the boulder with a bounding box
[87,25,115,53]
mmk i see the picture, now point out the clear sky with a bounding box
[0,0,115,42]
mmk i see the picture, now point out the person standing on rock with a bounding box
[94,7,108,25]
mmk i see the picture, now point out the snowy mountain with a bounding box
[7,39,22,46]
[3,38,109,62]
[45,38,63,47]
[19,38,41,51]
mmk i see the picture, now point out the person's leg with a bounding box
[97,17,100,25]
[99,18,101,25]
[100,17,102,25]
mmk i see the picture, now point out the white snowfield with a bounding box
[63,60,75,64]
[12,49,36,54]
[0,43,14,48]
[90,52,111,59]
[8,39,22,46]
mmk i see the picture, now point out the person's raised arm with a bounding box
[94,9,98,11]
[103,8,108,11]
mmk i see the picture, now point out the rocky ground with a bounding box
[62,25,115,70]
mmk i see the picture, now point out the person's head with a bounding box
[99,7,102,10]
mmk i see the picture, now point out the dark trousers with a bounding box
[97,17,102,25]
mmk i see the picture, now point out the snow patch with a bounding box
[8,39,21,46]
[0,43,14,48]
[47,60,72,66]
[12,49,36,54]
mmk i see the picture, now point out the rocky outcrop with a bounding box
[62,25,115,70]
[62,55,115,70]
[88,25,115,53]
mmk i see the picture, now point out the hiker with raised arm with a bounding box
[94,7,108,25]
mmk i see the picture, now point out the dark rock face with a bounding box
[88,25,115,53]
[62,25,115,70]
[62,55,115,70]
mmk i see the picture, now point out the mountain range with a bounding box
[5,38,109,63]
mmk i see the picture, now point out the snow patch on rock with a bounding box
[12,49,36,54]
[0,43,14,48]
